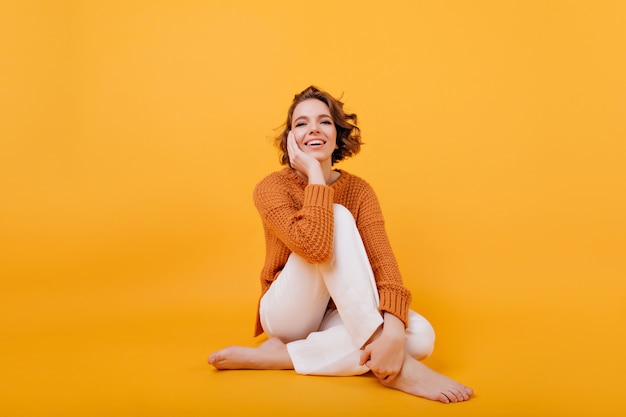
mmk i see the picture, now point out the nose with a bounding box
[308,123,320,134]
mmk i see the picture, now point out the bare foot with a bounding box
[380,353,473,403]
[207,337,294,370]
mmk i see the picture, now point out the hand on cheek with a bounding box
[287,131,324,184]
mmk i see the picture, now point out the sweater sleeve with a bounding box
[355,182,412,327]
[254,178,335,264]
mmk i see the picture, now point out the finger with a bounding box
[287,131,295,153]
[383,372,398,383]
[359,349,371,366]
[373,370,395,383]
[290,130,301,149]
[287,131,299,164]
[293,132,307,156]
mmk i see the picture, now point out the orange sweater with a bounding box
[253,168,412,336]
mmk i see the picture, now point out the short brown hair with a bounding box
[276,85,362,165]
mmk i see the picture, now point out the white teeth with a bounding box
[308,140,324,146]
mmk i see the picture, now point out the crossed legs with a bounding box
[208,205,473,402]
[208,336,473,403]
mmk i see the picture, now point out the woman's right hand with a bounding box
[287,130,325,184]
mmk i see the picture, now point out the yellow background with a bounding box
[2,1,625,416]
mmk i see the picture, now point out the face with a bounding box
[291,99,338,165]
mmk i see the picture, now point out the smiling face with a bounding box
[291,99,338,166]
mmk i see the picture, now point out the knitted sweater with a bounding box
[253,167,412,337]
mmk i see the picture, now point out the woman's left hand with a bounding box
[359,313,406,382]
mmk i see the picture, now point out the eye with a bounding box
[321,120,333,125]
[295,122,306,127]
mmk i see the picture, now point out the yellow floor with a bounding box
[3,235,624,417]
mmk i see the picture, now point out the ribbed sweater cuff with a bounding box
[303,184,334,210]
[378,290,411,327]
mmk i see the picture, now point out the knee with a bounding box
[332,204,354,224]
[332,204,358,237]
[404,311,436,360]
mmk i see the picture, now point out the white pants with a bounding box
[259,204,435,376]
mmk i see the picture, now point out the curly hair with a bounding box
[275,85,362,166]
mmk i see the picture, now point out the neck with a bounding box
[319,159,334,184]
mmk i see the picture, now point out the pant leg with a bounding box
[288,309,436,376]
[260,204,382,346]
[259,252,330,343]
[283,204,383,375]
[405,310,436,360]
[286,309,370,376]
[318,204,383,348]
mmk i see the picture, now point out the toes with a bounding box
[208,352,225,367]
[447,386,472,402]
[448,382,472,401]
[440,393,451,404]
[451,387,466,401]
[452,390,464,403]
[454,385,472,401]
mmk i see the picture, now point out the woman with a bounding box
[208,86,473,403]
